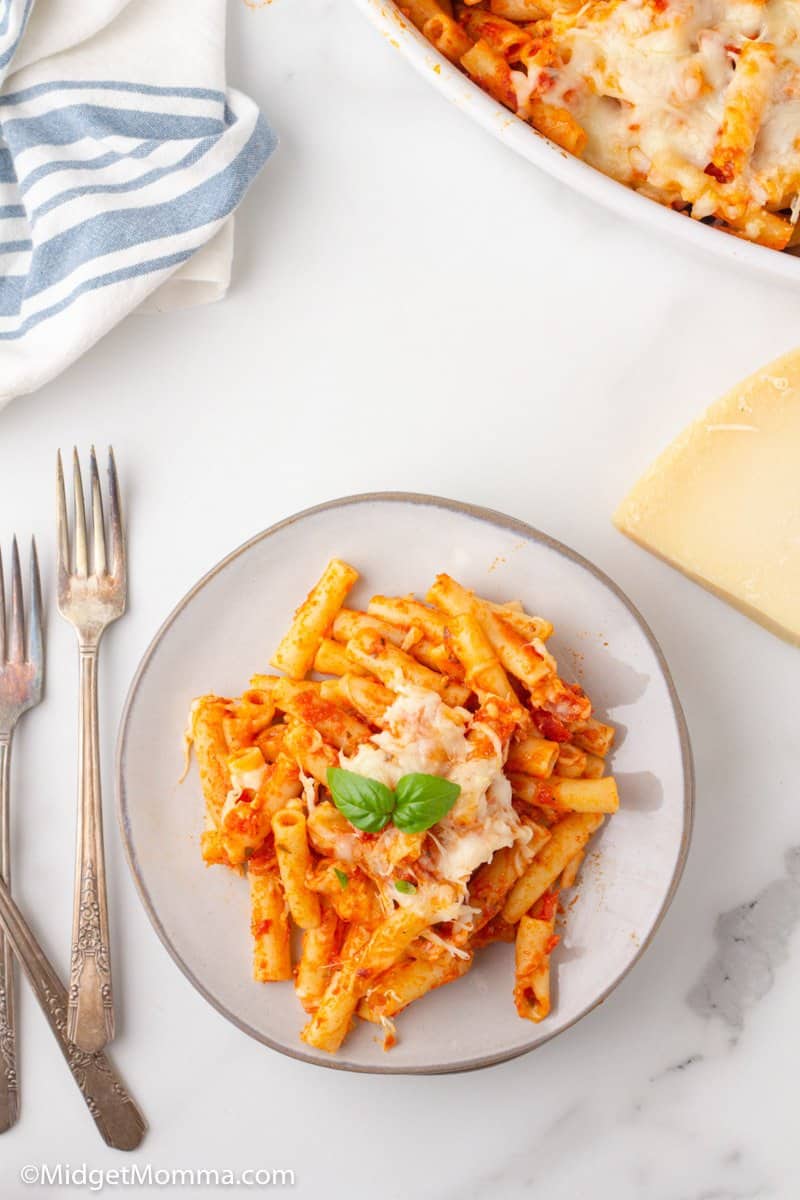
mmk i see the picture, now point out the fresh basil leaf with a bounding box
[394,879,417,895]
[327,767,395,833]
[334,868,349,889]
[393,773,461,834]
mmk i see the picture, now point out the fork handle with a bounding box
[68,646,114,1052]
[0,737,18,1132]
[0,872,145,1148]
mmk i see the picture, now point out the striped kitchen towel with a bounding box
[0,0,276,406]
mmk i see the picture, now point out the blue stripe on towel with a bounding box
[31,134,218,223]
[3,105,226,153]
[0,274,24,316]
[0,0,34,69]
[0,248,195,339]
[0,79,227,106]
[0,147,16,182]
[0,50,277,350]
[25,114,274,298]
[18,140,161,195]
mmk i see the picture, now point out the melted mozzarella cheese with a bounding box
[340,685,531,926]
[518,0,800,219]
[221,749,268,823]
[228,757,267,795]
[345,686,470,787]
[435,774,519,888]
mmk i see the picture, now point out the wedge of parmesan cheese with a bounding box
[614,349,800,646]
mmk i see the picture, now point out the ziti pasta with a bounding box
[399,0,800,251]
[185,561,618,1052]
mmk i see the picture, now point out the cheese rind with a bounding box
[614,349,800,646]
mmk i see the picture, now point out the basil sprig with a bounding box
[393,773,462,833]
[327,768,460,835]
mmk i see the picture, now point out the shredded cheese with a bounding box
[340,685,530,929]
[452,0,800,245]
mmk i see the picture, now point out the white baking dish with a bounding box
[353,0,800,286]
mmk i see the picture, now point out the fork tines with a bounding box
[0,535,44,1128]
[0,537,43,677]
[56,447,125,583]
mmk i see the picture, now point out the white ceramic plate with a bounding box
[353,0,800,287]
[117,494,693,1074]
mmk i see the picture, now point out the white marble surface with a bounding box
[1,1,799,1196]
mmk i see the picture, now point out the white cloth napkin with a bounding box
[0,0,276,406]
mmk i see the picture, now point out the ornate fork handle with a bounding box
[0,872,145,1149]
[68,643,113,1052]
[0,737,18,1132]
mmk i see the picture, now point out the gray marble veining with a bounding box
[687,849,800,1033]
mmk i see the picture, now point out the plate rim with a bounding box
[351,0,800,287]
[116,491,695,1075]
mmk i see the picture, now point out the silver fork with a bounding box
[57,448,126,1053]
[0,530,144,1148]
[0,537,43,1131]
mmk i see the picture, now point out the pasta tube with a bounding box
[572,718,615,757]
[503,812,603,922]
[358,951,472,1022]
[468,826,549,931]
[190,696,233,829]
[319,675,397,726]
[529,100,588,157]
[272,679,371,753]
[560,849,584,890]
[367,595,449,641]
[255,723,287,763]
[429,574,552,690]
[249,865,292,982]
[460,39,518,108]
[460,9,532,60]
[484,600,553,642]
[514,899,558,1022]
[448,611,515,700]
[708,42,776,186]
[273,809,321,930]
[313,637,367,678]
[283,720,339,786]
[296,905,340,1013]
[271,558,359,679]
[425,12,474,62]
[582,752,605,780]
[309,862,384,927]
[554,743,588,778]
[529,776,619,815]
[307,801,355,858]
[346,630,469,706]
[506,733,559,778]
[300,925,371,1053]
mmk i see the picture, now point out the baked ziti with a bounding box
[398,0,800,251]
[185,559,618,1053]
